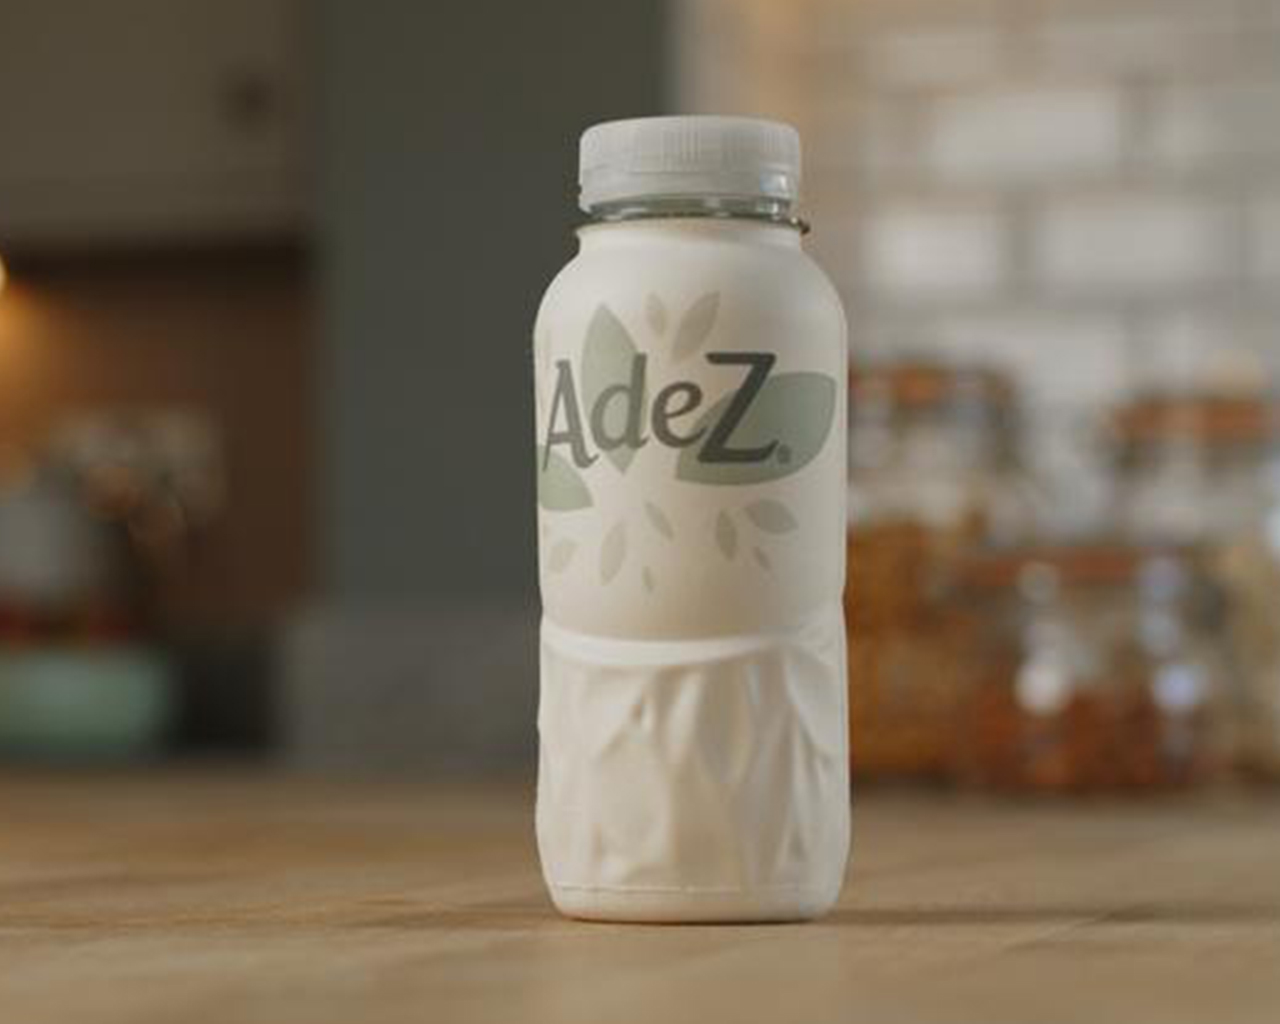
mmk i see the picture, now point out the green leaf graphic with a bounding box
[644,501,675,540]
[583,305,641,474]
[646,294,668,336]
[672,292,719,363]
[600,521,627,584]
[744,499,798,533]
[536,447,592,511]
[715,511,738,560]
[676,372,837,485]
[547,539,577,572]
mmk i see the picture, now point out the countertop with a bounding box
[1,771,1278,1024]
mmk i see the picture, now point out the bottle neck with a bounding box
[584,194,807,233]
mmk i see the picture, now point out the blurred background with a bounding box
[0,0,1278,794]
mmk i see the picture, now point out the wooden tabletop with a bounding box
[1,771,1277,1024]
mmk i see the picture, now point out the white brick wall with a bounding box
[1148,82,1280,168]
[1036,197,1234,293]
[1036,0,1242,75]
[1134,312,1240,392]
[926,90,1123,183]
[1252,195,1280,280]
[677,0,1280,494]
[804,96,911,175]
[926,312,1132,408]
[860,205,1006,297]
[863,28,1002,89]
[820,0,1007,35]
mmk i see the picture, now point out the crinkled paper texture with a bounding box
[537,607,849,915]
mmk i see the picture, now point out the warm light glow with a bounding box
[0,254,7,296]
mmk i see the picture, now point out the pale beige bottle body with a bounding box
[532,216,849,922]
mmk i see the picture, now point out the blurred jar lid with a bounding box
[850,361,1016,413]
[1110,392,1280,450]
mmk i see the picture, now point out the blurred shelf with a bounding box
[0,771,1277,1023]
[0,236,309,280]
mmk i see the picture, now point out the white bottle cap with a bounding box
[578,116,801,212]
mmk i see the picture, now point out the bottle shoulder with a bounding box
[536,230,845,342]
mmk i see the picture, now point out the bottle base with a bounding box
[537,608,851,925]
[546,881,842,924]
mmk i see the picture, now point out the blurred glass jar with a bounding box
[1109,393,1280,779]
[848,362,1030,544]
[953,544,1229,793]
[0,460,172,762]
[0,466,112,614]
[1111,393,1279,544]
[846,362,1034,780]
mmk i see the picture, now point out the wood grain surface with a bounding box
[0,771,1277,1024]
